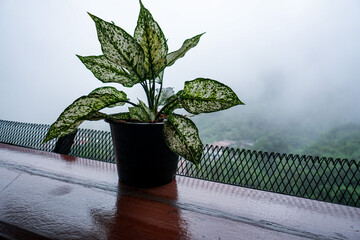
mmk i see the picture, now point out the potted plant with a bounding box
[43,1,244,187]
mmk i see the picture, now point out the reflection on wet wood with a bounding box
[0,143,359,240]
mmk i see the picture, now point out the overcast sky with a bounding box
[1,0,359,130]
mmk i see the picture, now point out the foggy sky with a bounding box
[0,0,359,131]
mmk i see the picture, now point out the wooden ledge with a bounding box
[0,143,359,239]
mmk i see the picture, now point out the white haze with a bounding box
[0,0,359,131]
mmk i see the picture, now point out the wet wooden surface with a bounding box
[0,143,359,240]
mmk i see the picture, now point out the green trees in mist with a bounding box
[194,112,360,161]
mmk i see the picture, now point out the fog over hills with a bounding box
[0,0,359,158]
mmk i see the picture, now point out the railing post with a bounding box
[53,130,77,155]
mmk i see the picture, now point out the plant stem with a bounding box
[141,82,152,109]
[155,77,163,111]
[151,78,156,111]
[123,100,139,107]
[147,78,156,111]
[156,97,179,120]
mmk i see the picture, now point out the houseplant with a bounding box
[43,1,244,187]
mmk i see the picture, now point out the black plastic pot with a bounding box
[106,119,179,188]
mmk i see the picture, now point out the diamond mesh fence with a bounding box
[0,119,56,151]
[177,145,360,207]
[0,119,359,207]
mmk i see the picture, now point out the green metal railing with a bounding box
[0,119,359,207]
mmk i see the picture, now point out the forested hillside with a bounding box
[193,110,360,161]
[303,124,360,160]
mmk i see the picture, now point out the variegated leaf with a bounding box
[89,86,127,100]
[43,90,127,143]
[164,114,203,167]
[138,99,156,121]
[180,78,244,114]
[108,112,131,121]
[80,111,128,121]
[88,13,146,79]
[162,90,183,115]
[129,106,148,122]
[89,86,128,108]
[85,111,111,120]
[52,120,84,142]
[166,33,205,67]
[77,55,139,87]
[134,1,168,78]
[155,70,164,84]
[156,87,174,106]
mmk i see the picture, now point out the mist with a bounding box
[1,0,359,144]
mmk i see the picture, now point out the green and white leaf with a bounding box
[156,87,174,106]
[129,106,148,121]
[164,114,203,167]
[155,70,164,84]
[85,111,111,120]
[77,55,139,87]
[181,78,244,114]
[129,99,156,122]
[43,89,127,143]
[89,86,127,100]
[166,33,205,67]
[89,86,128,108]
[88,13,146,79]
[162,90,183,115]
[134,1,168,79]
[82,111,130,121]
[108,112,131,121]
[138,99,156,121]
